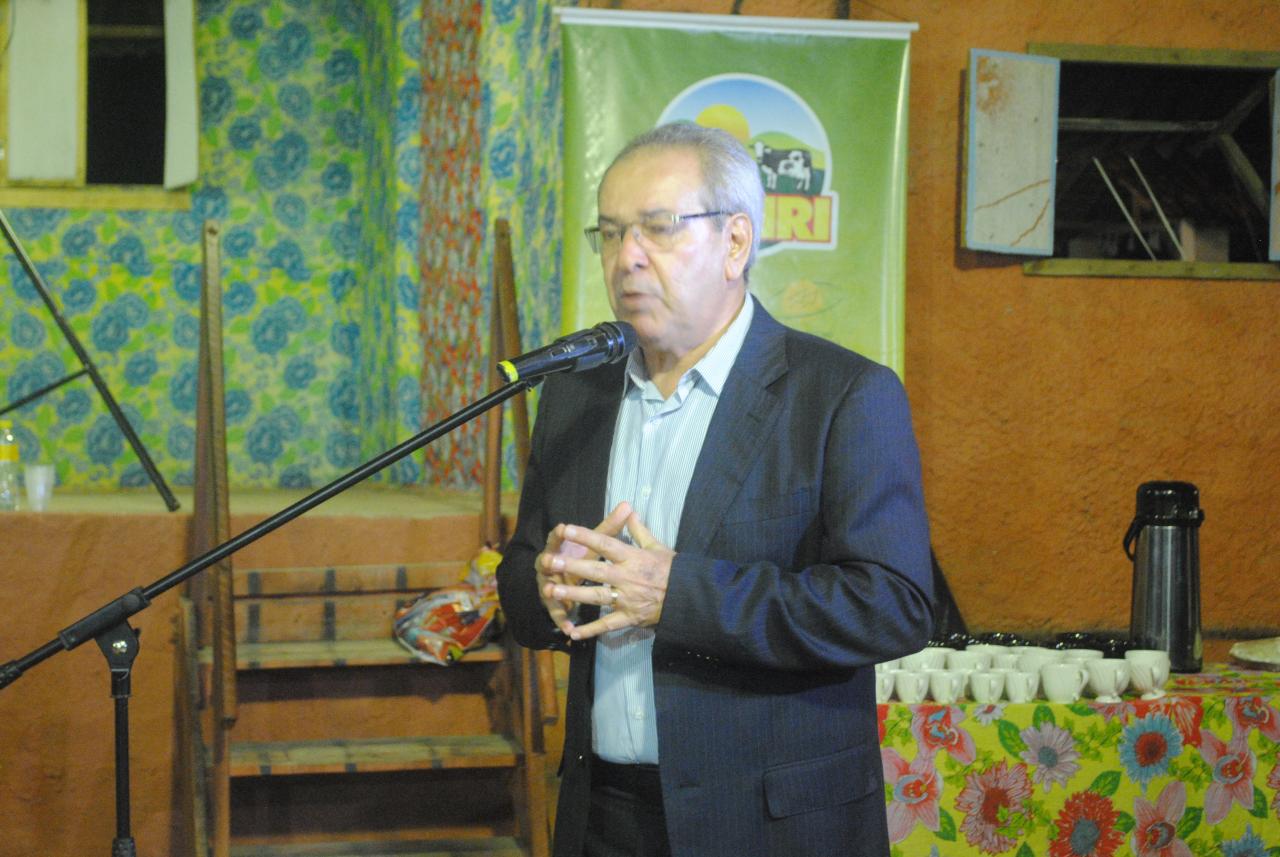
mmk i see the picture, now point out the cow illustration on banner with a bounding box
[658,74,839,256]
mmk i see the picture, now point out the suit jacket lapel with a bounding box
[564,362,625,627]
[675,303,788,555]
[567,361,626,529]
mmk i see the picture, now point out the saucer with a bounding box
[1230,637,1280,670]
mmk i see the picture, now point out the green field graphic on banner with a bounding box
[560,9,914,376]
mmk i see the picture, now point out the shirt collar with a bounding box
[623,293,755,397]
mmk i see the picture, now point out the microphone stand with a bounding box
[0,376,539,856]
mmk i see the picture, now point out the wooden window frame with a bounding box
[965,42,1280,280]
[0,0,190,211]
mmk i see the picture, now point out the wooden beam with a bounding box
[1058,117,1217,134]
[1215,78,1271,135]
[0,185,190,209]
[1023,258,1280,280]
[194,220,235,857]
[493,219,530,483]
[1214,134,1268,215]
[1029,43,1280,69]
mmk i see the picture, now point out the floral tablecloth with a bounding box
[879,666,1280,856]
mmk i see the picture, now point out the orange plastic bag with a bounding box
[392,546,502,665]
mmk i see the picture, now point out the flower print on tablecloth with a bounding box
[1225,696,1280,741]
[912,705,977,764]
[1219,824,1270,857]
[1019,722,1082,791]
[1047,790,1124,857]
[1131,780,1192,857]
[882,746,942,843]
[1145,695,1205,748]
[972,703,1005,726]
[955,759,1034,853]
[1199,729,1256,824]
[1119,712,1183,787]
[879,668,1280,855]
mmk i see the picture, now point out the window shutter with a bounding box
[963,48,1060,255]
[7,0,80,182]
[163,0,198,189]
[1270,68,1279,262]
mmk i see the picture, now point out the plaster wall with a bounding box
[617,0,1280,636]
[892,0,1280,636]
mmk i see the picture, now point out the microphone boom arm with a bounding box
[0,376,541,689]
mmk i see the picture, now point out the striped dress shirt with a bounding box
[592,294,755,764]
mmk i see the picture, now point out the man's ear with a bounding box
[723,213,752,281]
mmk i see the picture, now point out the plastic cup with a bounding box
[24,464,54,511]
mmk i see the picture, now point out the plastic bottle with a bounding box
[0,419,18,511]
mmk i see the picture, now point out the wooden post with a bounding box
[191,221,235,857]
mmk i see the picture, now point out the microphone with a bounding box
[497,321,637,383]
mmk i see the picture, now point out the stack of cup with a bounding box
[876,642,1171,705]
[964,642,1007,704]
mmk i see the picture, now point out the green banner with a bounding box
[560,9,914,376]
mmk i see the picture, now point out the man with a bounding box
[496,122,933,857]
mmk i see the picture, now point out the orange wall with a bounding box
[618,0,1280,636]
[0,508,488,854]
[892,0,1280,636]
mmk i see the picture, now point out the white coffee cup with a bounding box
[969,670,1005,704]
[928,670,965,704]
[967,644,1008,660]
[991,653,1021,670]
[1009,644,1056,656]
[876,658,900,672]
[1004,670,1040,703]
[1125,649,1171,700]
[899,650,932,671]
[966,643,1009,657]
[920,648,951,670]
[1042,662,1089,703]
[948,650,988,672]
[1017,651,1061,675]
[875,670,896,703]
[1061,648,1105,663]
[1085,658,1130,702]
[892,669,929,704]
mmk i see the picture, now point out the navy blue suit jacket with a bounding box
[497,304,934,857]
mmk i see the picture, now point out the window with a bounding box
[0,0,196,210]
[964,44,1280,278]
[86,0,166,185]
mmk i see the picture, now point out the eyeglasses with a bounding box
[583,211,726,254]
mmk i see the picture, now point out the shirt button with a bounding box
[639,486,651,499]
[632,710,644,720]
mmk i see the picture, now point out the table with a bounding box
[878,666,1280,856]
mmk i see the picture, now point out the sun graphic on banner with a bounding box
[695,104,750,145]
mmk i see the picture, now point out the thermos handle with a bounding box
[1123,518,1142,561]
[1124,507,1206,560]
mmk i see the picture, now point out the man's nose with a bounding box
[616,224,649,266]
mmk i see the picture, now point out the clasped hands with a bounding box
[536,501,673,640]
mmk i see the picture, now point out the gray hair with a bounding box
[603,121,765,277]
